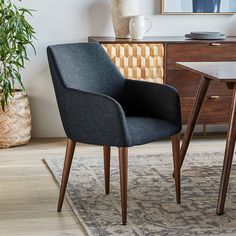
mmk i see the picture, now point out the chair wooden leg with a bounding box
[172,134,181,204]
[103,146,111,195]
[118,147,128,225]
[57,139,76,212]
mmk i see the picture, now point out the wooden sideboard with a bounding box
[88,36,236,125]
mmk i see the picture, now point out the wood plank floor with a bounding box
[0,137,227,236]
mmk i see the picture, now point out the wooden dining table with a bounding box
[176,61,236,215]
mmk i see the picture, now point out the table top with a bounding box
[176,62,236,83]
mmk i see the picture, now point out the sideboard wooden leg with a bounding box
[180,76,211,167]
[217,83,236,215]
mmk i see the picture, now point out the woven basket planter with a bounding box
[0,91,31,148]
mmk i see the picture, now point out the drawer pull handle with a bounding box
[211,43,221,46]
[209,95,220,99]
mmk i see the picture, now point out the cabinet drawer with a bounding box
[181,96,232,124]
[167,43,236,70]
[166,69,233,97]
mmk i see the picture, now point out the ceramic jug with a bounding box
[129,15,152,40]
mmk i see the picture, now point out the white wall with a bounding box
[18,0,236,137]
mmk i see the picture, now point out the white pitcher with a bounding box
[129,15,152,40]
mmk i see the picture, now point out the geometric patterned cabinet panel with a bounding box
[102,43,164,84]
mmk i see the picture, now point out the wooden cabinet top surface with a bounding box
[88,36,236,44]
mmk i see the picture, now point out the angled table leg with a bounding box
[217,83,236,215]
[180,76,211,167]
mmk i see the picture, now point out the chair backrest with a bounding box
[47,43,125,101]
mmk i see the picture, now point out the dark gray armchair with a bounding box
[47,43,182,225]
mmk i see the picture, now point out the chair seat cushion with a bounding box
[126,117,181,146]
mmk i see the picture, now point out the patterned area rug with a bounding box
[44,152,236,236]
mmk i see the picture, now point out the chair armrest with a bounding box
[123,79,182,128]
[61,88,131,147]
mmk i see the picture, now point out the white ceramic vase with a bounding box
[129,15,152,40]
[111,0,139,39]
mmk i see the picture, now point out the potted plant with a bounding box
[0,0,36,148]
[192,0,221,13]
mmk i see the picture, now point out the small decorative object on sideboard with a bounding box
[0,0,36,148]
[111,0,139,39]
[129,15,152,40]
[185,31,226,40]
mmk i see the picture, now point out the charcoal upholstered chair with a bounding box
[47,43,182,225]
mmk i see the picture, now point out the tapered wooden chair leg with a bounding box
[103,146,111,195]
[118,147,128,225]
[172,134,181,204]
[57,139,76,212]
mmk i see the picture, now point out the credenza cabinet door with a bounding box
[102,43,164,84]
[166,43,235,124]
